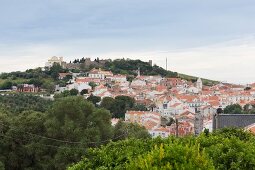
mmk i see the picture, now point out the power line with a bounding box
[0,121,128,146]
[0,133,86,149]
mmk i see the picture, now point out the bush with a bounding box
[127,143,214,170]
[69,128,255,170]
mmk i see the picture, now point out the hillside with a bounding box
[76,58,219,85]
[0,58,218,91]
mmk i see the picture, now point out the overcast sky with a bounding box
[0,0,255,84]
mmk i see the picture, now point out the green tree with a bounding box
[41,80,55,93]
[87,95,101,106]
[54,90,71,98]
[223,104,243,114]
[80,89,88,95]
[132,103,148,111]
[0,81,12,90]
[127,143,214,170]
[1,110,49,170]
[100,97,115,111]
[88,82,97,90]
[44,96,113,169]
[113,120,150,141]
[28,78,43,87]
[0,94,52,114]
[69,128,255,170]
[49,63,64,80]
[112,96,135,118]
[69,89,79,96]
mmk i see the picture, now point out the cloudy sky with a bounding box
[0,0,255,84]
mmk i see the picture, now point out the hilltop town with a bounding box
[1,56,255,170]
[1,56,255,137]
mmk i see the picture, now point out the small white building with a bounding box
[88,68,113,80]
[45,56,65,67]
[196,78,203,90]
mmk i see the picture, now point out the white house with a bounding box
[88,68,113,80]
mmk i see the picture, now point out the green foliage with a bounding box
[88,82,97,90]
[0,67,59,93]
[0,161,4,170]
[80,89,88,95]
[132,103,148,111]
[2,111,49,170]
[223,104,255,114]
[127,143,214,170]
[104,59,178,77]
[100,97,115,111]
[224,104,243,114]
[113,120,150,141]
[178,73,218,86]
[244,86,251,91]
[112,96,135,118]
[100,96,139,118]
[54,89,79,98]
[0,94,52,114]
[87,95,101,106]
[69,89,79,96]
[212,128,253,141]
[197,129,255,170]
[0,96,116,170]
[46,63,66,80]
[44,96,113,169]
[68,139,156,170]
[69,128,255,170]
[41,79,56,93]
[28,78,44,87]
[54,90,71,98]
[0,81,13,90]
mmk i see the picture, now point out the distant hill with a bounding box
[103,59,178,77]
[101,58,218,86]
[70,58,218,85]
[0,58,218,91]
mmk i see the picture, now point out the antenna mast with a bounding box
[166,57,168,71]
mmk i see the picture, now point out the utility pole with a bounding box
[166,57,168,71]
[175,118,179,137]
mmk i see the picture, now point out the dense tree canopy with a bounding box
[113,120,150,141]
[224,104,255,114]
[224,104,243,114]
[100,96,135,118]
[69,128,255,170]
[0,94,52,114]
[103,59,178,78]
[0,95,151,169]
[87,95,101,106]
[0,96,112,169]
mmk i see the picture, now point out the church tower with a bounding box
[196,78,203,90]
[137,67,141,77]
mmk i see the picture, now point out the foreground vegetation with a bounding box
[0,94,254,169]
[0,95,149,170]
[69,128,255,170]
